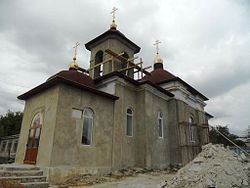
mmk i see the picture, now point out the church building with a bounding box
[15,12,212,183]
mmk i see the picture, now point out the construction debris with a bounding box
[0,179,24,188]
[162,144,250,188]
[58,168,174,187]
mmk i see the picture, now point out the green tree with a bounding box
[0,110,23,137]
[209,125,246,147]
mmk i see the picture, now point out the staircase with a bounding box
[0,164,49,188]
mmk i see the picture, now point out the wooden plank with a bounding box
[77,67,89,73]
[88,58,113,71]
[118,65,135,72]
[88,52,125,71]
[105,49,151,75]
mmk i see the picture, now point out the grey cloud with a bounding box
[0,0,110,75]
[194,64,250,98]
[0,85,24,114]
[0,0,249,135]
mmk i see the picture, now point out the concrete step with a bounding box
[21,181,49,188]
[0,169,43,177]
[0,164,40,171]
[0,175,47,183]
[0,164,49,187]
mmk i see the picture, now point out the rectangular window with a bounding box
[1,141,6,152]
[190,126,196,142]
[27,138,33,147]
[35,128,40,138]
[158,118,163,138]
[82,117,92,145]
[82,108,93,145]
[72,109,82,119]
[126,115,133,136]
[7,142,12,152]
[189,117,196,142]
[126,108,133,137]
[12,142,18,153]
[158,112,164,138]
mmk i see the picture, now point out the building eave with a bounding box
[205,112,214,119]
[157,77,209,101]
[18,76,119,101]
[94,71,174,98]
[85,28,141,53]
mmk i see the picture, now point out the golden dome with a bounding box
[154,54,163,64]
[69,58,79,70]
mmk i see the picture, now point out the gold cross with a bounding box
[153,40,161,55]
[73,42,80,60]
[110,7,118,22]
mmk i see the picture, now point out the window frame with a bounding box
[158,112,164,139]
[189,116,196,142]
[12,141,18,153]
[126,108,134,137]
[82,108,94,146]
[94,50,104,78]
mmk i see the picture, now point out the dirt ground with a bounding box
[82,173,174,188]
[50,170,176,188]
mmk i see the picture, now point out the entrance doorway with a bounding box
[24,112,42,164]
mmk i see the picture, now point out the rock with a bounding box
[193,157,204,164]
[203,178,214,187]
[188,164,202,172]
[242,179,248,185]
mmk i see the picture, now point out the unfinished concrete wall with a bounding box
[15,86,59,166]
[135,90,146,167]
[168,98,182,166]
[175,100,207,165]
[49,84,114,170]
[112,79,137,170]
[143,87,170,169]
[111,79,172,170]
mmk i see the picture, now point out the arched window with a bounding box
[94,51,103,78]
[158,112,164,138]
[189,117,196,142]
[82,108,93,145]
[126,108,133,136]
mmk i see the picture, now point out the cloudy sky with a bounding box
[0,0,249,135]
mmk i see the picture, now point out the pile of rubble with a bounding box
[163,144,250,188]
[59,167,174,187]
[60,168,151,186]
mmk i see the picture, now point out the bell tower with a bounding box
[85,7,140,79]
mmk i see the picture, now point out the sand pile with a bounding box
[163,144,250,188]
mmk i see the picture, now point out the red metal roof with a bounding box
[47,69,96,88]
[142,65,208,101]
[18,69,119,101]
[142,68,176,84]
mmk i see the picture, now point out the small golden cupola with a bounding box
[69,42,80,71]
[142,40,176,84]
[153,40,164,70]
[110,7,118,29]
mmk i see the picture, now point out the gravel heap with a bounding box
[163,144,250,188]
